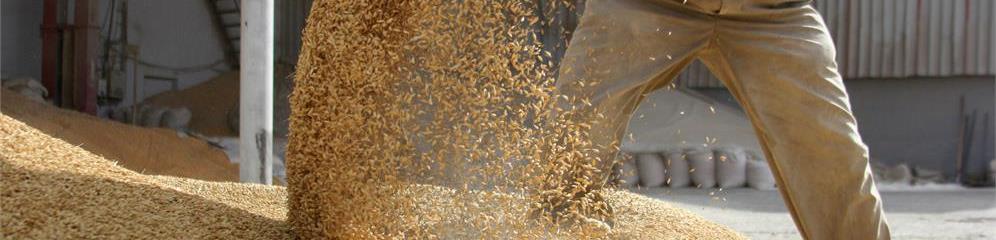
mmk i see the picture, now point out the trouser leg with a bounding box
[697,5,891,239]
[537,0,712,223]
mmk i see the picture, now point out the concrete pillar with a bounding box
[239,0,274,184]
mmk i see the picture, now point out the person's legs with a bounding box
[537,0,713,223]
[697,3,891,239]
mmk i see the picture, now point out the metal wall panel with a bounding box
[275,0,312,67]
[680,0,996,88]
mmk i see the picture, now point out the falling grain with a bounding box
[285,0,746,239]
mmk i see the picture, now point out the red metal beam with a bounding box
[41,0,59,102]
[73,0,99,114]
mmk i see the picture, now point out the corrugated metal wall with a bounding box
[680,0,996,88]
[275,0,312,67]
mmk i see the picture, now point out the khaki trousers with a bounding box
[554,0,891,239]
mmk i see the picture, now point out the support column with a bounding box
[73,0,99,114]
[41,0,59,102]
[239,0,274,184]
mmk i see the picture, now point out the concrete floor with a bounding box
[634,187,996,239]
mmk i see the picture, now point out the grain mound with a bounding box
[142,67,295,137]
[288,0,744,239]
[142,71,241,136]
[1,115,740,239]
[0,115,290,239]
[1,89,237,182]
[376,185,745,239]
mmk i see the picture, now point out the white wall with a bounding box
[1,0,44,81]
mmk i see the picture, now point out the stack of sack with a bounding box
[1,77,48,103]
[617,145,776,190]
[871,162,947,185]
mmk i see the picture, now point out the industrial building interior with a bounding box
[1,0,994,239]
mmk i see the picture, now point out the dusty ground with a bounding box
[634,187,996,239]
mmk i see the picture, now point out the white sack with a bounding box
[142,106,168,128]
[636,153,667,187]
[162,107,193,129]
[663,149,690,188]
[686,147,715,188]
[618,159,640,188]
[746,155,777,190]
[714,146,748,188]
[3,77,48,96]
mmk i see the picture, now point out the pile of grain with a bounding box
[1,89,237,182]
[368,184,744,239]
[141,71,240,136]
[1,115,741,239]
[0,115,290,239]
[142,66,295,137]
[288,0,744,238]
